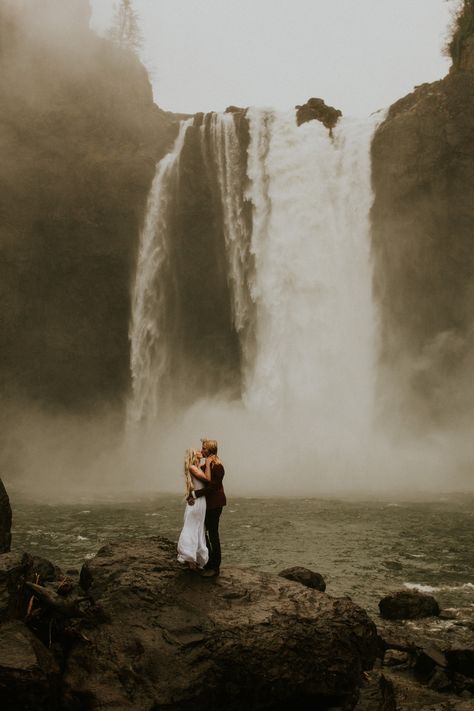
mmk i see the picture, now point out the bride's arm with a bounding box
[189,464,210,481]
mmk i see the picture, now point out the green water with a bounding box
[9,493,474,620]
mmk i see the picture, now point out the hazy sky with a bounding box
[90,0,454,116]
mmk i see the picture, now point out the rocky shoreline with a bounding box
[0,534,472,709]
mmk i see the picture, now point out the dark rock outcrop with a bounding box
[353,671,397,711]
[295,97,342,134]
[379,590,440,620]
[378,619,474,702]
[371,1,474,422]
[0,620,60,711]
[0,552,27,622]
[0,550,64,622]
[61,537,378,710]
[278,565,326,591]
[0,0,178,410]
[0,538,380,710]
[0,479,12,553]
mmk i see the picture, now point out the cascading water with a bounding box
[244,110,378,431]
[128,108,383,490]
[128,120,192,426]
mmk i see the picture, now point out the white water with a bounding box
[201,113,255,376]
[243,109,379,438]
[128,108,387,492]
[128,120,192,426]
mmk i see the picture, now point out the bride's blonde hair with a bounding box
[184,448,197,498]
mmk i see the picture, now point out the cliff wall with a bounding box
[0,0,178,409]
[371,6,474,423]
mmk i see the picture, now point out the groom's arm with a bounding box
[194,464,224,499]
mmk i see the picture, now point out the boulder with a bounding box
[24,555,63,585]
[63,537,379,710]
[295,97,342,134]
[445,649,474,678]
[278,565,326,591]
[385,663,474,711]
[0,552,28,622]
[0,550,64,623]
[379,590,440,620]
[0,619,60,711]
[353,671,397,711]
[0,478,12,553]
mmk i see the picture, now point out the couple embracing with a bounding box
[177,438,226,578]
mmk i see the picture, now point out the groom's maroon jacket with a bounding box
[195,462,226,510]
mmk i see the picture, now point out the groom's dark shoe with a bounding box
[200,569,218,578]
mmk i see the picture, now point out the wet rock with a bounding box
[278,565,326,591]
[383,560,403,571]
[295,97,342,134]
[0,552,28,622]
[379,590,440,620]
[371,5,474,423]
[414,645,447,680]
[0,619,60,711]
[384,650,409,667]
[0,551,65,623]
[445,649,474,678]
[0,478,12,554]
[413,702,474,711]
[353,671,397,711]
[63,537,378,710]
[25,555,63,585]
[383,666,466,711]
[427,668,452,692]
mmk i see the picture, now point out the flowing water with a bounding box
[27,110,470,637]
[126,109,390,492]
[10,493,474,626]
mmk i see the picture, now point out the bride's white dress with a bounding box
[177,474,208,568]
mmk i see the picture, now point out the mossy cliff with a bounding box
[371,0,474,423]
[0,0,178,410]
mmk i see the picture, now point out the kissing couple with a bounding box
[177,438,226,578]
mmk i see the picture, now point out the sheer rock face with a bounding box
[0,1,178,410]
[371,39,474,422]
[149,113,243,406]
[0,479,12,553]
[64,537,379,710]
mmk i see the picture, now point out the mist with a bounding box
[1,0,473,503]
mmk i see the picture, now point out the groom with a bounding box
[189,438,226,578]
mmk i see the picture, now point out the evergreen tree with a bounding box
[108,0,143,55]
[446,0,474,67]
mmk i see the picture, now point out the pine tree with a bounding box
[108,0,143,55]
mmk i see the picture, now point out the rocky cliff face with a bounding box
[0,0,178,410]
[371,12,474,424]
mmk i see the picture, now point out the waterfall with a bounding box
[128,120,192,426]
[128,108,382,489]
[199,113,255,379]
[243,109,378,438]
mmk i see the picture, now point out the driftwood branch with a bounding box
[26,581,89,618]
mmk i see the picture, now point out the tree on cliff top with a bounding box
[446,0,474,67]
[108,0,143,55]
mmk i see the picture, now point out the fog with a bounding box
[1,0,473,503]
[3,392,474,503]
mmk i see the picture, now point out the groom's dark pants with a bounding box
[204,507,222,572]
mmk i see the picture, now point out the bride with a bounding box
[177,449,210,569]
